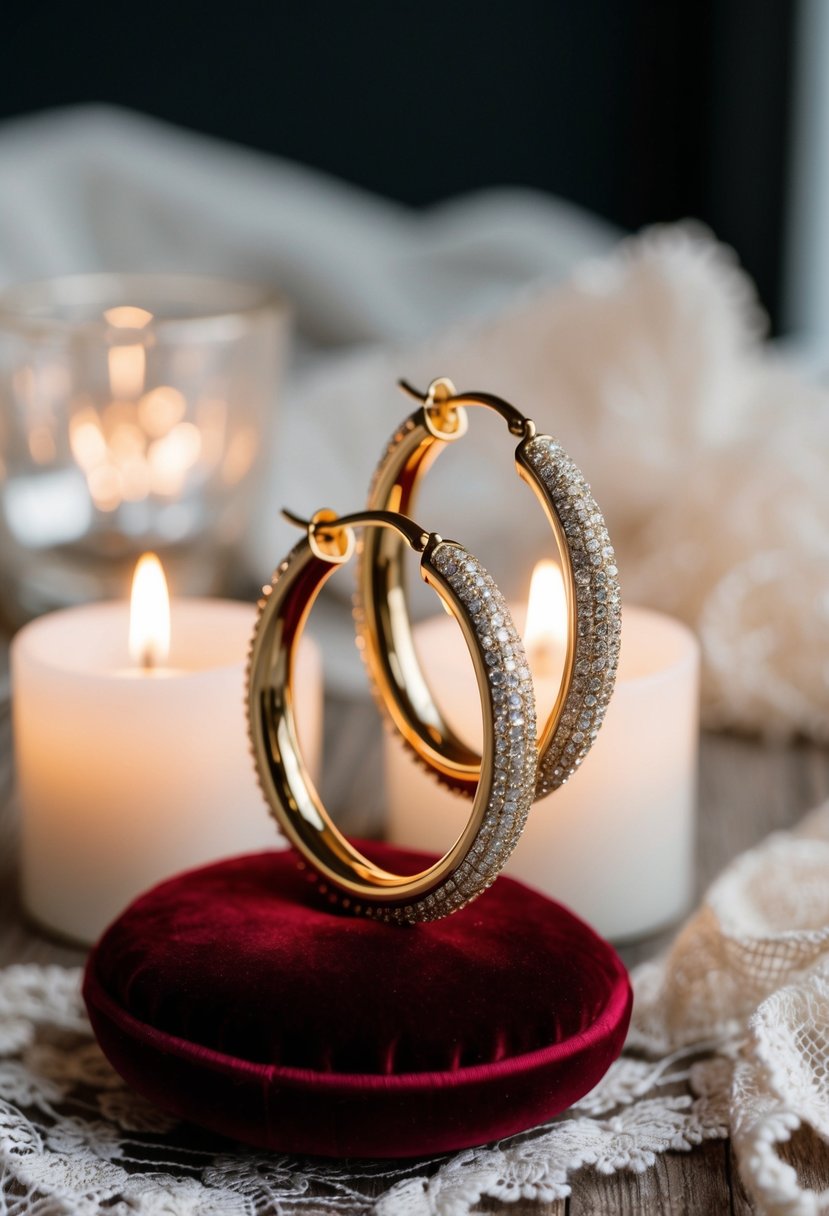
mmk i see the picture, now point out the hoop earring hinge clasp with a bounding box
[398,378,536,441]
[282,507,433,560]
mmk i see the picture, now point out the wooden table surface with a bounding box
[2,687,829,1214]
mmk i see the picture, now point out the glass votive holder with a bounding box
[0,273,289,620]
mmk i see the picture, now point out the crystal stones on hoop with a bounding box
[247,509,539,925]
[523,436,621,794]
[425,543,537,916]
[356,378,622,805]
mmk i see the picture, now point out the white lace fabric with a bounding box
[0,965,727,1216]
[3,804,829,1214]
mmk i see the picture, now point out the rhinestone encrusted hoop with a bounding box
[247,510,538,924]
[356,378,621,803]
[523,436,621,794]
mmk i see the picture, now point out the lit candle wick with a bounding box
[524,559,568,682]
[129,552,171,672]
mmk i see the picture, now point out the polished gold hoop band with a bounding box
[357,378,621,801]
[247,507,538,923]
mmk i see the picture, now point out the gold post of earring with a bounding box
[281,507,353,562]
[399,377,464,439]
[398,377,458,406]
[282,507,342,537]
[397,379,427,403]
[281,508,312,532]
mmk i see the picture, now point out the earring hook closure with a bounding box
[282,506,434,561]
[398,377,536,440]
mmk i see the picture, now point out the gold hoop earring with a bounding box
[247,507,538,923]
[356,378,621,801]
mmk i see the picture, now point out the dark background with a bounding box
[0,0,796,329]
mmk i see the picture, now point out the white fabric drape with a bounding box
[1,106,827,739]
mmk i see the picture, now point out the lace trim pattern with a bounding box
[0,963,726,1215]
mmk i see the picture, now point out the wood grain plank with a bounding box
[777,1125,829,1197]
[569,1141,731,1215]
[728,1143,757,1215]
[477,1196,566,1215]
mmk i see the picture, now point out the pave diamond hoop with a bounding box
[357,378,621,801]
[247,508,538,924]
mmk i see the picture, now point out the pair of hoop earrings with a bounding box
[247,378,621,924]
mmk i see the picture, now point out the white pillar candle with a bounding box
[13,576,322,946]
[385,570,699,941]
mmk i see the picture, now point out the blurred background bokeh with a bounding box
[0,0,816,333]
[0,0,826,742]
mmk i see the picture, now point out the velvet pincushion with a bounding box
[84,841,632,1157]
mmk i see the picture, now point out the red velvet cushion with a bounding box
[83,842,631,1158]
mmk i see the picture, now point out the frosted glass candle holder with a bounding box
[0,274,289,619]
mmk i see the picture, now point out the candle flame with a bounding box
[525,560,568,675]
[129,553,171,670]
